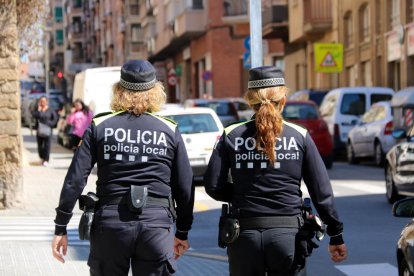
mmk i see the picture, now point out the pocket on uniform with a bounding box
[166,256,177,274]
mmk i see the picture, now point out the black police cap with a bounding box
[119,60,157,91]
[248,66,285,89]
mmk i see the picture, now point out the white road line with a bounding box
[0,216,88,245]
[335,263,397,276]
[333,181,385,194]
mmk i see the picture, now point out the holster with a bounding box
[297,198,326,257]
[78,192,99,241]
[218,204,240,248]
[128,185,148,214]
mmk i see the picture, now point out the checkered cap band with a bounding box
[248,78,285,89]
[119,78,156,91]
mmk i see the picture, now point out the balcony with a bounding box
[262,4,288,40]
[303,0,332,35]
[173,9,206,40]
[222,0,248,24]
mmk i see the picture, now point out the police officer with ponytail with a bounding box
[52,60,194,275]
[204,66,347,276]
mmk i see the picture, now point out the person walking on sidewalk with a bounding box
[65,98,93,149]
[52,59,195,275]
[204,66,347,276]
[31,96,58,167]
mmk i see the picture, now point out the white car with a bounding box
[156,107,224,181]
[347,101,396,166]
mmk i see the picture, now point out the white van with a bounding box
[72,66,121,115]
[319,87,394,157]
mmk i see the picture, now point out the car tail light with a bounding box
[384,121,393,135]
[334,123,340,140]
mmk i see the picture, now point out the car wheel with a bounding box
[374,142,384,167]
[323,154,334,169]
[347,142,358,164]
[399,258,414,276]
[386,164,401,204]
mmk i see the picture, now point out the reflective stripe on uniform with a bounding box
[146,112,177,132]
[225,120,253,135]
[93,111,125,126]
[283,120,307,137]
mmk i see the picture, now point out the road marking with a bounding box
[333,181,385,194]
[335,263,397,276]
[0,216,88,245]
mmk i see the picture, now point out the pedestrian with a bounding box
[52,59,195,275]
[66,98,93,149]
[204,66,347,276]
[31,96,58,166]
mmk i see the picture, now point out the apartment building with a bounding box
[281,0,414,92]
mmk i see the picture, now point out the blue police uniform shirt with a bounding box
[54,111,194,236]
[204,119,343,237]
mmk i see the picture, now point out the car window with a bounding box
[164,113,219,134]
[283,104,318,120]
[371,94,393,104]
[340,93,366,116]
[320,94,338,116]
[235,101,250,111]
[309,93,328,106]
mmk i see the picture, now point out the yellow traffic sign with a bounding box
[314,43,343,73]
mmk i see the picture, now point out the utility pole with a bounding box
[249,0,263,68]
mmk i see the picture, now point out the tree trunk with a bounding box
[0,1,23,208]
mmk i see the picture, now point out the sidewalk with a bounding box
[0,127,228,276]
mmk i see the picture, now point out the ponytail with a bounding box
[244,86,288,163]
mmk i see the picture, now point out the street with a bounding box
[0,127,408,276]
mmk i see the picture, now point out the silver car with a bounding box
[347,101,395,166]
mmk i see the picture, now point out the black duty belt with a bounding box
[100,195,171,208]
[238,216,302,230]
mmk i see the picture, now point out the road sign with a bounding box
[244,36,250,51]
[202,70,213,81]
[243,52,251,69]
[314,43,343,73]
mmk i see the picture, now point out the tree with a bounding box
[0,0,47,208]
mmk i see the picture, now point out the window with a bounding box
[283,104,319,120]
[360,4,370,42]
[344,12,353,47]
[193,0,203,9]
[390,0,400,30]
[371,94,393,104]
[361,61,372,86]
[165,113,219,134]
[373,105,386,121]
[407,0,414,23]
[55,7,63,23]
[223,0,248,16]
[55,30,64,45]
[361,107,377,123]
[376,0,381,34]
[340,94,366,116]
[131,24,143,42]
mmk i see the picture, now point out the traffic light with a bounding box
[57,71,63,79]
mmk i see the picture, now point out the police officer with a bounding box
[52,60,195,276]
[204,66,347,276]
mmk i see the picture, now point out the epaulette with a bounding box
[156,115,177,125]
[93,111,113,119]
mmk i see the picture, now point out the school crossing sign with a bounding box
[314,43,343,73]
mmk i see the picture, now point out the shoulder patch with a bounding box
[93,110,124,126]
[225,120,252,135]
[283,120,307,137]
[146,112,177,132]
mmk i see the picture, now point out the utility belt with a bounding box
[217,198,325,253]
[78,186,176,241]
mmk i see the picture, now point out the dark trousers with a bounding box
[36,135,51,162]
[227,228,306,276]
[89,205,176,276]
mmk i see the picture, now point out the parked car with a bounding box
[347,101,395,166]
[319,87,394,158]
[283,100,334,169]
[183,97,254,127]
[392,197,414,275]
[385,124,414,203]
[288,89,329,106]
[385,90,414,203]
[156,107,224,181]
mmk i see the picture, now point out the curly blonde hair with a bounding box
[244,86,289,163]
[110,82,167,115]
